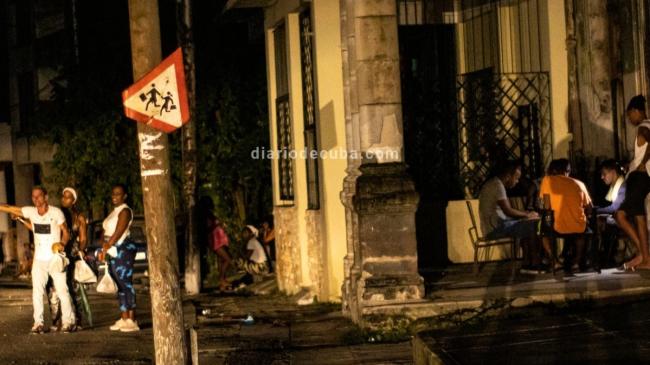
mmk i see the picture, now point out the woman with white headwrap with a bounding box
[61,187,88,256]
[49,187,88,331]
[233,225,269,286]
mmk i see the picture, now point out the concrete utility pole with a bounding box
[127,1,188,364]
[177,0,200,295]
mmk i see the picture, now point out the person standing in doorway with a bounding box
[0,186,76,333]
[617,95,650,270]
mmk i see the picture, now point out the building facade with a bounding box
[1,0,70,267]
[227,0,650,324]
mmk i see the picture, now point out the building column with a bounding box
[340,0,423,324]
[567,0,615,162]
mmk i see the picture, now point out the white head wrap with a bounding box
[63,187,78,203]
[246,225,259,238]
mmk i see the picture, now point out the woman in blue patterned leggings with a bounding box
[98,184,139,332]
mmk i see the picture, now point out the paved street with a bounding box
[8,271,650,365]
[415,294,650,364]
[0,277,413,364]
[0,280,154,364]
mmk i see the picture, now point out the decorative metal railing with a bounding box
[457,71,552,197]
[276,95,294,201]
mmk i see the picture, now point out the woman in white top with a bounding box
[617,95,650,270]
[98,184,139,332]
[233,225,269,286]
[596,160,626,225]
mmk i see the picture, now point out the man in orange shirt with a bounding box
[539,159,593,272]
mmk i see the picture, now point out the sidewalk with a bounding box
[378,263,650,319]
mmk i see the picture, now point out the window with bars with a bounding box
[274,24,294,202]
[300,9,320,210]
[457,71,551,198]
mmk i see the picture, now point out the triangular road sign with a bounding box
[122,48,190,133]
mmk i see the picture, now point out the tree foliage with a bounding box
[30,70,143,218]
[30,62,271,232]
[26,4,272,236]
[195,75,271,238]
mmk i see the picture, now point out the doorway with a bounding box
[399,24,463,269]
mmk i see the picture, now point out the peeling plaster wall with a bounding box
[273,205,302,294]
[305,209,325,298]
[574,0,615,157]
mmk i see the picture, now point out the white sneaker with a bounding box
[120,319,140,332]
[109,318,126,331]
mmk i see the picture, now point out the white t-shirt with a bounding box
[478,177,508,235]
[102,204,133,246]
[247,238,267,264]
[21,206,66,262]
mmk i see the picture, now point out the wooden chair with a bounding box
[466,201,518,274]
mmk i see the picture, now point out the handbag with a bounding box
[74,254,97,284]
[96,265,118,294]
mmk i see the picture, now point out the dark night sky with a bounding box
[75,0,264,102]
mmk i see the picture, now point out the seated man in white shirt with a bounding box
[233,225,269,285]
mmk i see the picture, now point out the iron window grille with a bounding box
[457,70,552,198]
[274,24,294,201]
[299,9,320,210]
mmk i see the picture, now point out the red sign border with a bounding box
[122,47,190,133]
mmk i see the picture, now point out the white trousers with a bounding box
[31,259,75,326]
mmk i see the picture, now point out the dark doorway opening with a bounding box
[399,25,463,270]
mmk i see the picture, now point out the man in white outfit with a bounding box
[0,186,76,333]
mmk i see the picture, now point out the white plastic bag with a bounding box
[74,254,97,284]
[96,265,117,294]
[48,253,69,273]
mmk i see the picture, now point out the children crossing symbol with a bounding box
[122,48,189,133]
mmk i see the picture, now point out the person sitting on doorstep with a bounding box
[539,159,593,272]
[234,225,269,286]
[478,160,540,272]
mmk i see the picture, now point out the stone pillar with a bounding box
[564,0,583,155]
[570,0,615,161]
[339,0,362,318]
[340,0,423,323]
